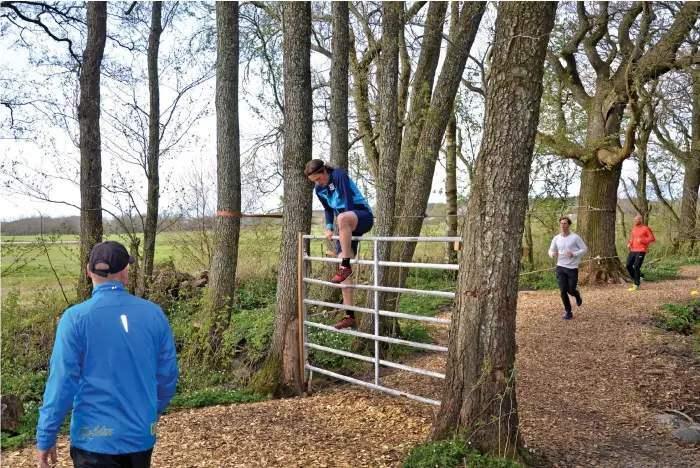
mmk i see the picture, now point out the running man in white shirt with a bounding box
[548,217,588,319]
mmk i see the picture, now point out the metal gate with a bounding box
[297,233,461,406]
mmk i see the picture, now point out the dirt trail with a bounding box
[6,268,700,467]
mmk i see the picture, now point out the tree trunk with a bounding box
[126,236,140,295]
[393,1,447,208]
[524,211,534,271]
[617,204,628,243]
[355,1,402,352]
[77,2,107,301]
[349,37,379,177]
[138,1,163,298]
[636,132,651,225]
[677,67,700,250]
[445,112,458,264]
[632,94,655,225]
[577,105,629,284]
[329,2,349,171]
[678,160,700,249]
[251,1,312,397]
[317,1,349,306]
[207,2,241,345]
[393,2,485,267]
[429,2,556,457]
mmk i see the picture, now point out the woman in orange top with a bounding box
[626,215,656,291]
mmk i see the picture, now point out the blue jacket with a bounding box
[314,168,372,229]
[36,282,178,454]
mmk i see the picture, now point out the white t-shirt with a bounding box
[548,232,588,269]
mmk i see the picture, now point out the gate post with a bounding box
[373,239,380,385]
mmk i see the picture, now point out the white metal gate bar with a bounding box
[303,277,456,298]
[303,299,451,324]
[299,234,460,407]
[305,343,446,379]
[304,255,460,271]
[305,365,442,406]
[304,321,449,352]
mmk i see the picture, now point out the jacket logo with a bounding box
[328,183,334,191]
[79,425,114,440]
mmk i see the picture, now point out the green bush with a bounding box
[403,437,523,468]
[654,299,700,336]
[1,291,66,374]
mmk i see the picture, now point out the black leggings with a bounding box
[626,251,646,286]
[555,266,581,313]
[70,446,153,468]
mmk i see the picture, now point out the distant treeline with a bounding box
[0,200,661,237]
[1,213,303,237]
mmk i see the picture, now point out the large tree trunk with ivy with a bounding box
[251,2,312,396]
[138,1,163,298]
[317,1,349,306]
[429,3,557,456]
[207,2,241,348]
[77,2,107,301]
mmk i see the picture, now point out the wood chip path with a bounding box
[5,267,700,467]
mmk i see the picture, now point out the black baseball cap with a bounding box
[89,241,135,277]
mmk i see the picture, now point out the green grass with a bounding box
[643,256,700,282]
[403,436,523,468]
[519,271,559,290]
[653,298,700,336]
[1,225,283,297]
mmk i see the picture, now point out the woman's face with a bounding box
[308,169,329,186]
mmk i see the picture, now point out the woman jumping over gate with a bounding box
[305,159,374,329]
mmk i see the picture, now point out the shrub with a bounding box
[654,299,700,336]
[403,437,523,468]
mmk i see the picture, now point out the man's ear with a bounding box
[121,268,129,284]
[86,263,92,279]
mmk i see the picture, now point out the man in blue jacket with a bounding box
[36,241,178,468]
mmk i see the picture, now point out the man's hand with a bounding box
[325,229,333,241]
[552,251,558,258]
[37,446,57,468]
[567,251,574,258]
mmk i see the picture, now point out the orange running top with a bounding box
[628,225,656,252]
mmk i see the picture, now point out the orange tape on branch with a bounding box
[217,211,283,219]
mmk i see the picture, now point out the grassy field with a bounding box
[0,222,457,297]
[1,224,285,297]
[1,211,693,298]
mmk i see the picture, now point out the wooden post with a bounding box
[297,232,304,383]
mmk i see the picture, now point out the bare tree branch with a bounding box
[1,1,82,63]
